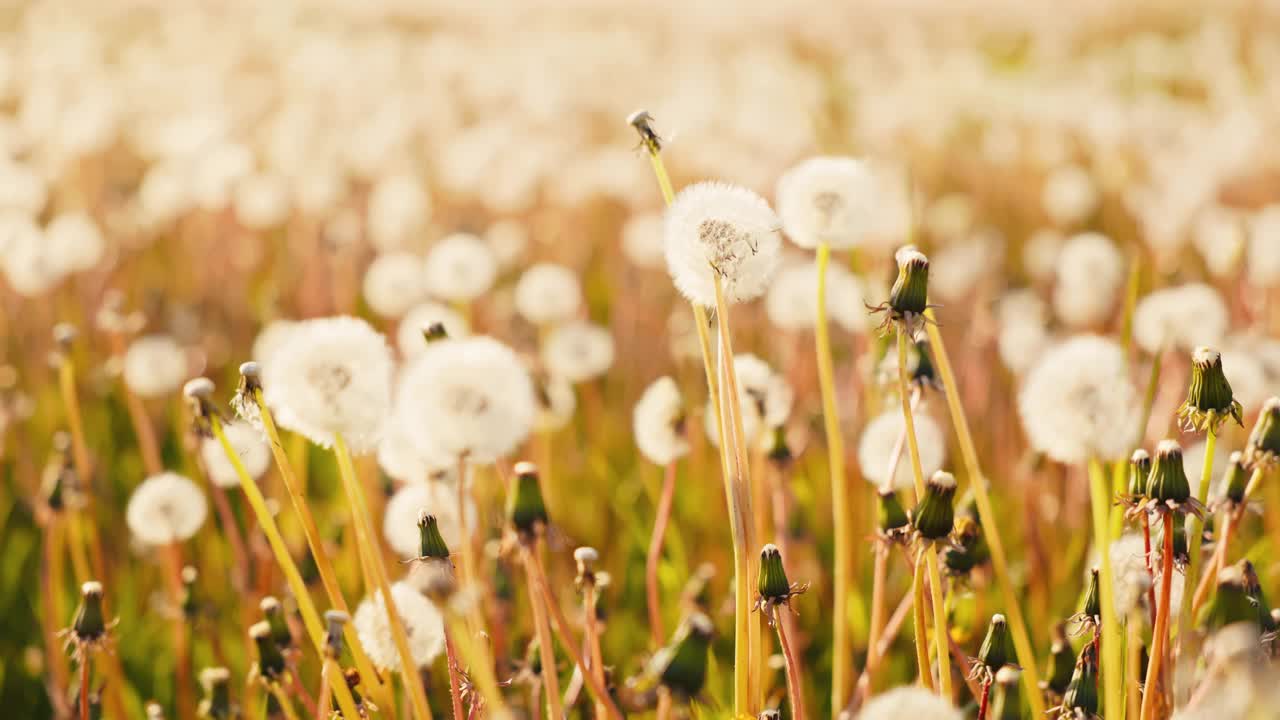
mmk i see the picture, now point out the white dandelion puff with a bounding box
[1110,533,1152,620]
[515,263,582,327]
[775,156,876,249]
[250,320,300,370]
[200,419,271,489]
[1041,164,1098,227]
[0,212,63,296]
[1022,228,1063,282]
[261,316,393,452]
[396,302,470,358]
[704,354,792,448]
[664,182,782,307]
[541,321,614,383]
[123,335,189,399]
[45,212,105,275]
[765,259,866,333]
[858,409,948,491]
[363,252,428,318]
[353,581,445,671]
[233,172,291,231]
[1247,205,1280,287]
[126,472,208,545]
[1018,335,1139,464]
[376,418,450,485]
[622,211,666,269]
[1193,206,1246,279]
[424,233,497,303]
[857,685,962,720]
[382,481,474,560]
[633,376,690,466]
[393,336,536,464]
[1133,283,1229,354]
[485,219,527,270]
[367,173,431,253]
[1053,232,1125,329]
[998,320,1051,376]
[931,231,1002,303]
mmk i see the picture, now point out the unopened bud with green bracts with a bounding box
[417,511,451,560]
[249,621,287,681]
[70,580,107,646]
[1246,397,1280,468]
[1144,439,1205,518]
[651,613,714,699]
[198,667,234,720]
[1081,568,1101,621]
[1178,347,1242,433]
[259,597,293,650]
[506,461,549,537]
[1199,564,1258,632]
[755,544,807,616]
[910,470,957,542]
[889,247,930,318]
[991,665,1025,720]
[943,516,989,577]
[1057,642,1098,718]
[1221,451,1249,507]
[877,489,910,542]
[975,613,1018,680]
[1127,448,1151,498]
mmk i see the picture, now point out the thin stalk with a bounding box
[911,547,934,690]
[58,360,92,491]
[58,358,101,591]
[442,610,511,720]
[1086,459,1122,720]
[582,583,607,720]
[1127,612,1143,720]
[122,386,163,475]
[1138,350,1164,445]
[79,653,90,720]
[896,329,951,699]
[269,684,301,720]
[1143,519,1158,627]
[924,312,1045,716]
[849,582,916,714]
[772,606,805,720]
[333,434,434,720]
[206,479,251,592]
[1140,513,1175,720]
[163,543,193,720]
[976,681,991,720]
[251,391,389,710]
[522,545,564,720]
[444,631,467,720]
[816,242,851,712]
[647,459,678,647]
[1193,467,1265,615]
[1181,429,1217,633]
[454,456,476,604]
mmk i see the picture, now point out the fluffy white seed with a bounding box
[765,259,866,333]
[857,685,962,720]
[1053,232,1124,329]
[1133,283,1229,354]
[396,302,470,358]
[200,419,271,489]
[622,211,666,269]
[541,321,614,383]
[45,212,104,275]
[515,263,582,326]
[367,173,431,252]
[126,472,208,545]
[423,233,497,303]
[703,354,792,448]
[633,376,689,466]
[664,182,782,307]
[858,409,948,491]
[123,335,189,399]
[1041,164,1098,227]
[1247,205,1280,287]
[363,251,428,318]
[775,156,876,249]
[352,581,445,671]
[382,481,473,560]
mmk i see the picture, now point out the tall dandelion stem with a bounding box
[1086,459,1122,719]
[924,312,1045,716]
[646,460,678,647]
[1181,429,1217,627]
[911,547,934,690]
[773,606,805,720]
[522,545,564,720]
[1141,513,1175,720]
[815,242,851,711]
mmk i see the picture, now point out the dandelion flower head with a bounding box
[664,182,782,307]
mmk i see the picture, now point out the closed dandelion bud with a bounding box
[1128,449,1151,498]
[911,471,957,541]
[757,544,791,602]
[991,666,1024,720]
[72,581,106,643]
[655,613,714,699]
[978,614,1017,674]
[889,246,930,318]
[1148,440,1192,505]
[423,321,450,343]
[1061,643,1098,716]
[323,610,348,659]
[1178,347,1242,432]
[943,516,988,575]
[877,489,910,534]
[1045,625,1074,695]
[506,461,548,536]
[259,597,292,650]
[1200,565,1257,632]
[250,621,286,680]
[1246,397,1280,467]
[417,512,451,560]
[1222,451,1248,505]
[198,667,233,720]
[1081,568,1101,620]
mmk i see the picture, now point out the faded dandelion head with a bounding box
[199,419,270,489]
[383,481,473,561]
[1133,283,1229,354]
[397,301,470,358]
[765,258,866,333]
[45,211,105,275]
[261,316,393,452]
[858,408,947,491]
[123,335,189,398]
[704,353,793,449]
[515,263,582,326]
[125,472,208,546]
[633,376,689,466]
[352,581,445,672]
[1052,232,1124,329]
[622,211,666,269]
[1018,335,1139,464]
[857,685,962,720]
[663,181,782,307]
[393,336,536,463]
[775,155,876,249]
[424,232,497,303]
[541,320,615,383]
[1110,534,1152,619]
[362,251,428,318]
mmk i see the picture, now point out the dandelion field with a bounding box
[4,2,1280,719]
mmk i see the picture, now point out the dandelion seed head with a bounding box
[775,156,876,249]
[367,173,431,252]
[200,420,270,489]
[1022,228,1063,282]
[858,685,962,720]
[126,472,208,545]
[858,409,947,491]
[261,316,392,452]
[931,232,1002,302]
[45,212,104,275]
[251,320,299,371]
[1110,533,1152,619]
[1193,206,1246,279]
[515,263,582,326]
[664,181,782,307]
[622,211,666,269]
[1247,205,1280,287]
[233,172,291,230]
[353,581,445,671]
[397,302,470,358]
[1133,283,1229,354]
[393,336,535,463]
[765,259,866,333]
[123,335,189,399]
[541,320,614,383]
[1042,164,1098,227]
[1018,335,1139,463]
[0,212,62,296]
[424,232,497,303]
[704,354,792,448]
[1053,232,1124,329]
[634,376,689,466]
[363,251,427,318]
[485,219,527,270]
[383,481,473,560]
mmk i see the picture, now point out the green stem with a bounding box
[1087,459,1122,719]
[911,547,934,691]
[1180,429,1217,641]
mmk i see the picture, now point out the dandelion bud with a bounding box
[1200,564,1257,632]
[757,544,792,602]
[259,597,292,650]
[1045,624,1073,696]
[911,470,957,541]
[911,339,941,389]
[877,489,910,535]
[1246,397,1280,468]
[507,461,548,536]
[1222,451,1248,505]
[1061,643,1098,716]
[1178,347,1242,433]
[417,512,451,560]
[249,621,286,680]
[238,362,262,391]
[198,667,233,720]
[990,666,1023,720]
[1081,567,1101,621]
[1148,440,1192,505]
[422,322,449,343]
[323,610,348,660]
[574,546,599,586]
[654,613,714,699]
[72,581,106,643]
[1128,449,1152,497]
[977,614,1017,675]
[942,516,988,575]
[888,246,930,319]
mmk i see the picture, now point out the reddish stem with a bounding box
[646,460,678,648]
[976,680,991,720]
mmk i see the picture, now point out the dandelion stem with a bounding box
[333,434,434,720]
[122,385,163,475]
[815,242,851,712]
[251,389,390,710]
[1142,519,1158,627]
[1138,349,1164,445]
[1127,611,1144,720]
[1192,467,1265,615]
[1180,429,1217,646]
[1086,459,1122,720]
[443,631,467,720]
[1140,512,1175,720]
[163,543,193,720]
[442,609,511,720]
[910,547,934,690]
[522,544,564,720]
[582,581,607,720]
[41,520,72,717]
[647,460,678,648]
[79,652,90,720]
[924,311,1045,717]
[270,684,301,720]
[976,680,991,720]
[773,606,805,720]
